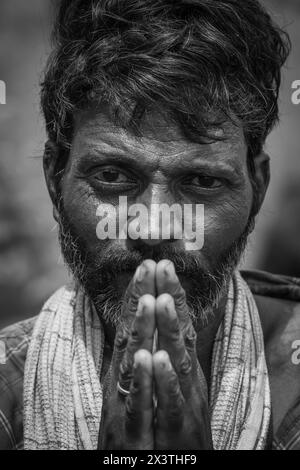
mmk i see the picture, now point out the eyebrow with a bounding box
[77,150,150,173]
[190,154,244,179]
[77,146,244,180]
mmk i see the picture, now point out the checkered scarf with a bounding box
[23,271,271,450]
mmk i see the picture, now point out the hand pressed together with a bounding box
[98,259,213,450]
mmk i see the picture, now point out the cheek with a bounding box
[62,177,108,252]
[62,180,132,248]
[201,186,253,258]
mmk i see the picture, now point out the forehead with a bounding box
[71,106,247,167]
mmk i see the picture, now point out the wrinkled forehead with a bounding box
[72,104,247,163]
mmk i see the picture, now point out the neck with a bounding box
[195,295,227,389]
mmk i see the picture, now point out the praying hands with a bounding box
[98,260,213,450]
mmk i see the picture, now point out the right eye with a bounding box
[95,167,133,184]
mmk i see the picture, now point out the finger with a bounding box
[112,259,156,379]
[118,294,156,390]
[153,350,184,432]
[124,259,156,317]
[156,294,193,397]
[156,260,197,348]
[125,349,153,448]
[156,260,190,326]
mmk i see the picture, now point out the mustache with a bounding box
[75,241,226,287]
[58,202,249,289]
[56,207,214,281]
[94,244,208,274]
[57,196,250,279]
[57,205,252,327]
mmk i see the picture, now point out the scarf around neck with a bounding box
[23,271,271,450]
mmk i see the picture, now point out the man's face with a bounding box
[57,107,254,327]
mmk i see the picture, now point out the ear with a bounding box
[43,140,64,222]
[251,151,270,216]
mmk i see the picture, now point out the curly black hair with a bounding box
[41,0,291,168]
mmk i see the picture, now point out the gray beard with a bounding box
[57,205,252,329]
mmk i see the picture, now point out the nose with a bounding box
[125,183,184,248]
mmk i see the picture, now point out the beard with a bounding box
[57,203,253,329]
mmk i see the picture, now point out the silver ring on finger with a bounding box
[117,381,130,396]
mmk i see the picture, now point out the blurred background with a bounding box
[0,0,299,328]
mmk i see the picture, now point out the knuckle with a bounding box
[127,295,139,315]
[129,321,142,345]
[174,283,187,303]
[119,357,133,386]
[123,332,142,362]
[168,315,180,337]
[117,327,143,386]
[115,329,128,351]
[124,283,139,309]
[125,395,135,417]
[178,353,192,376]
[183,325,197,351]
[125,397,141,433]
[129,376,140,396]
[166,398,184,429]
[167,372,180,394]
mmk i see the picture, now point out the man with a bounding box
[1,0,300,450]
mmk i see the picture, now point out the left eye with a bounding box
[189,175,222,189]
[96,168,130,184]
